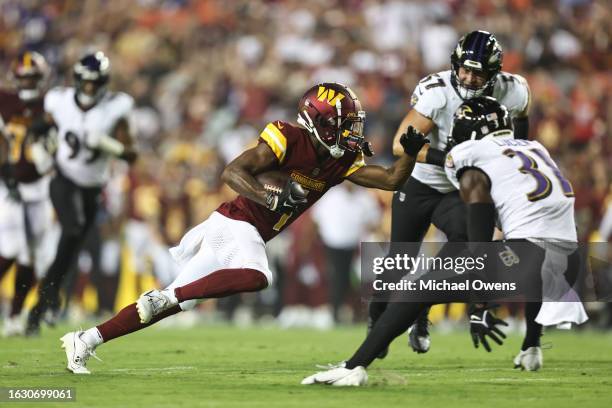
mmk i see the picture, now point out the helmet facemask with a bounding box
[451,67,497,100]
[73,52,110,108]
[450,31,503,100]
[297,94,367,159]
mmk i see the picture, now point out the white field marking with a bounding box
[106,366,196,373]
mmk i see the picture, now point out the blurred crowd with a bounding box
[0,0,610,327]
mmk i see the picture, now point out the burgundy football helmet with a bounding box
[297,83,368,159]
[10,51,49,102]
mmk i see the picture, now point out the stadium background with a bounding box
[0,0,610,329]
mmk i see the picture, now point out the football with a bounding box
[256,170,292,195]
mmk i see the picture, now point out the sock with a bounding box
[174,268,268,302]
[82,327,104,348]
[96,303,181,342]
[521,302,543,351]
[11,265,36,316]
[345,302,429,369]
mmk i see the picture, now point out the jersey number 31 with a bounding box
[503,148,574,202]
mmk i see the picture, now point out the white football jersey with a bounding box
[45,87,133,187]
[445,135,577,241]
[410,70,530,192]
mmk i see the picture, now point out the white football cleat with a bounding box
[408,314,431,353]
[2,316,25,337]
[301,363,368,387]
[513,346,543,371]
[136,289,177,324]
[60,331,101,374]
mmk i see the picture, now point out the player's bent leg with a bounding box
[410,192,467,353]
[136,268,269,324]
[372,179,436,358]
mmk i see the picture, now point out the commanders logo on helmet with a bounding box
[297,83,371,159]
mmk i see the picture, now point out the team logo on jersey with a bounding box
[498,245,520,267]
[317,86,345,106]
[290,171,325,192]
[410,93,419,106]
[445,154,454,168]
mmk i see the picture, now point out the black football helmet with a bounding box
[451,31,503,99]
[73,51,110,107]
[447,96,513,150]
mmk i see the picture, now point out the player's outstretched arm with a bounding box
[221,142,279,207]
[391,109,435,157]
[347,126,428,190]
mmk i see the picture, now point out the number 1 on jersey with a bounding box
[273,212,293,231]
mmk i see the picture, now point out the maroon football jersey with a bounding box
[0,90,45,183]
[217,121,365,242]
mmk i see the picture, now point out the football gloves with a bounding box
[468,303,508,352]
[266,179,307,213]
[399,125,429,157]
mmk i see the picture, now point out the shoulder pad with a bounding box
[411,73,448,117]
[259,121,290,163]
[495,72,530,115]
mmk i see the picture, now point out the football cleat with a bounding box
[136,289,177,324]
[513,347,543,371]
[408,312,431,353]
[60,331,101,374]
[301,363,368,387]
[2,316,25,337]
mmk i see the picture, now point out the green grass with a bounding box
[1,323,611,407]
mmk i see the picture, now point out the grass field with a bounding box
[1,323,611,407]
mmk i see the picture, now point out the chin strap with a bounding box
[297,110,344,159]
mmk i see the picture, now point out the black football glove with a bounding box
[468,303,508,352]
[266,179,307,213]
[399,125,429,157]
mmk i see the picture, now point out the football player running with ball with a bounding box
[26,51,138,335]
[60,82,430,374]
[303,97,586,386]
[370,30,531,356]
